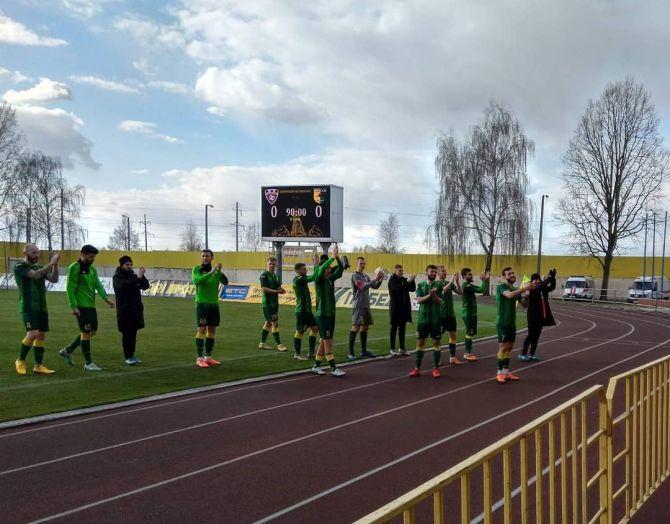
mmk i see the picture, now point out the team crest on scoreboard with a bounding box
[313,187,327,204]
[264,188,279,205]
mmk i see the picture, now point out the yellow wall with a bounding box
[0,242,658,278]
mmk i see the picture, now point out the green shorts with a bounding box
[463,316,478,337]
[296,312,317,332]
[497,324,516,343]
[77,307,98,333]
[417,322,441,340]
[441,316,457,333]
[317,316,335,340]
[196,303,220,327]
[22,310,49,332]
[263,305,279,322]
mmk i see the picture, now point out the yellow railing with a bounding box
[355,385,609,524]
[606,355,670,523]
[357,356,670,524]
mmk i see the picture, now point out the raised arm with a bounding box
[353,272,375,291]
[330,257,344,281]
[192,266,216,285]
[219,271,229,286]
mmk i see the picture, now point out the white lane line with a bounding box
[258,329,670,524]
[0,318,581,474]
[28,317,625,523]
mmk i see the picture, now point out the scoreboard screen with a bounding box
[261,185,343,242]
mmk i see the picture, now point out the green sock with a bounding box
[294,336,302,353]
[19,343,31,361]
[272,331,281,344]
[415,349,424,368]
[308,336,316,355]
[195,337,204,357]
[449,343,456,357]
[360,331,368,352]
[497,358,505,371]
[67,335,81,352]
[464,338,472,353]
[503,358,510,369]
[34,346,45,365]
[327,356,336,369]
[81,339,92,364]
[205,337,215,356]
[261,329,269,342]
[433,349,441,368]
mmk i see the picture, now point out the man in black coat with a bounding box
[520,269,557,362]
[113,255,150,365]
[388,264,416,356]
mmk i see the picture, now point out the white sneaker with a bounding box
[331,368,346,377]
[258,342,273,350]
[293,353,308,360]
[277,344,288,352]
[389,350,397,357]
[398,349,408,356]
[84,362,103,371]
[312,365,325,375]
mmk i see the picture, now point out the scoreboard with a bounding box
[261,185,343,242]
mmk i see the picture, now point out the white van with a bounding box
[562,276,595,301]
[628,276,670,302]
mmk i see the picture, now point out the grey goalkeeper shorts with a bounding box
[352,308,374,326]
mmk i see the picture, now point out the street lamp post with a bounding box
[205,204,214,250]
[536,194,549,274]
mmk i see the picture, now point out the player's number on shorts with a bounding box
[315,205,322,218]
[271,206,277,218]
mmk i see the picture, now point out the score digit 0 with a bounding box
[271,205,278,218]
[315,205,322,218]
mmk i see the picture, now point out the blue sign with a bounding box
[221,285,249,300]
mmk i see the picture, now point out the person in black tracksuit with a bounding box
[520,269,557,361]
[113,255,150,365]
[387,264,416,356]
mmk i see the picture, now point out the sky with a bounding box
[1,0,670,254]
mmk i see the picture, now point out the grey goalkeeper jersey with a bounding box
[351,272,382,309]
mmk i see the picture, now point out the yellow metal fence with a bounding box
[356,356,670,524]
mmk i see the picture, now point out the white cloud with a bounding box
[69,75,140,93]
[114,16,184,50]
[3,78,71,104]
[118,119,183,144]
[0,66,29,83]
[0,12,67,46]
[195,61,322,124]
[59,0,121,18]
[129,169,149,175]
[14,105,99,169]
[147,80,190,96]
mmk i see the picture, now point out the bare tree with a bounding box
[108,215,141,250]
[11,152,86,250]
[0,103,24,235]
[377,213,401,253]
[429,101,534,274]
[179,220,203,251]
[557,78,669,299]
[244,223,263,251]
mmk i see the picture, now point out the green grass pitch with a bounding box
[0,290,521,422]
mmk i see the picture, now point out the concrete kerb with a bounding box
[0,329,527,431]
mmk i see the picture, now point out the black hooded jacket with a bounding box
[388,273,416,323]
[113,267,150,331]
[526,274,557,327]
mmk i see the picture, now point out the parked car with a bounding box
[628,276,670,302]
[562,276,595,301]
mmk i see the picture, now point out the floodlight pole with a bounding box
[651,211,657,300]
[660,211,668,309]
[205,204,214,250]
[643,213,648,298]
[536,194,549,274]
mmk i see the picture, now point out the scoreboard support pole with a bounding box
[319,242,331,255]
[273,241,285,284]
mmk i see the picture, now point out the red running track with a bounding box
[1,303,670,523]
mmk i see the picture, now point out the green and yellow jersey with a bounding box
[293,272,316,314]
[416,279,443,324]
[66,261,107,309]
[14,262,48,314]
[192,265,229,304]
[260,270,281,308]
[314,257,344,317]
[461,280,488,318]
[496,282,521,327]
[439,281,457,318]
